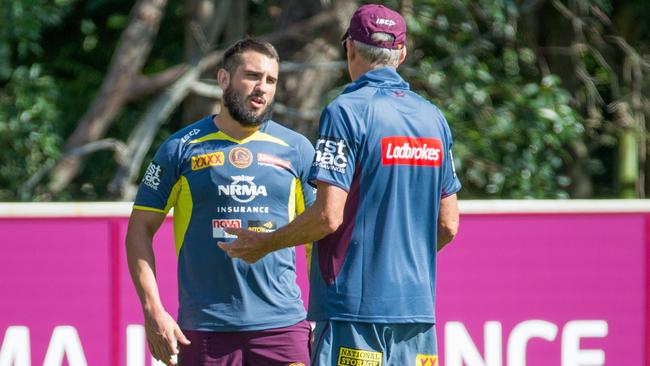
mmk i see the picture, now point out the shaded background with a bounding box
[1,0,649,201]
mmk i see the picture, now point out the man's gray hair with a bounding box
[353,32,402,67]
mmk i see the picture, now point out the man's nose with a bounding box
[254,81,265,94]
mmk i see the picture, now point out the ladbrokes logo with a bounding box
[314,137,349,174]
[191,152,224,171]
[415,354,438,366]
[218,175,267,203]
[382,137,443,167]
[337,347,382,366]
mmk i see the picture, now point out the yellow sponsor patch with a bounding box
[415,354,438,366]
[191,152,224,170]
[337,347,382,366]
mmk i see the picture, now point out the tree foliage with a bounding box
[406,0,585,198]
[0,0,648,201]
[0,0,78,200]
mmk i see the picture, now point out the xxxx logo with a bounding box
[191,152,224,171]
[415,354,438,366]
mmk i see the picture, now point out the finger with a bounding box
[163,334,178,358]
[217,241,231,253]
[167,354,179,366]
[174,326,192,346]
[150,340,165,363]
[147,340,160,361]
[151,335,172,365]
[223,227,244,236]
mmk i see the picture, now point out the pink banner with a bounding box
[0,208,648,366]
[436,213,648,366]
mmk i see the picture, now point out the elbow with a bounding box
[439,219,459,246]
[441,226,458,244]
[321,213,343,235]
[443,221,459,241]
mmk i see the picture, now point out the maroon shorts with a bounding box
[178,320,311,366]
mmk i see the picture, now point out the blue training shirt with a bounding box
[307,67,461,324]
[134,115,315,331]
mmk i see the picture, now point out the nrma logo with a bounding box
[217,175,267,203]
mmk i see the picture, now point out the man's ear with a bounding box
[347,40,355,62]
[217,68,230,89]
[398,47,407,65]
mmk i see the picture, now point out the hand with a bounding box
[217,227,273,263]
[144,308,191,365]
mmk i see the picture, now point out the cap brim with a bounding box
[341,30,349,41]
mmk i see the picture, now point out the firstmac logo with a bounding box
[314,137,349,174]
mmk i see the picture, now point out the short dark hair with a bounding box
[222,38,280,73]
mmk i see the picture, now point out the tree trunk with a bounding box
[181,0,234,125]
[618,128,638,198]
[274,0,356,140]
[48,0,168,193]
[109,5,344,198]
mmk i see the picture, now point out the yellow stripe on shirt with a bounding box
[189,130,289,147]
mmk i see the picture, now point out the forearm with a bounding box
[437,228,454,251]
[267,203,337,252]
[437,194,459,252]
[126,223,165,314]
[219,182,347,263]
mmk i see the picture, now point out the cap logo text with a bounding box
[376,18,396,26]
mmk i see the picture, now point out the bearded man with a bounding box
[126,38,314,366]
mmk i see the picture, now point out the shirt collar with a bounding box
[343,67,410,94]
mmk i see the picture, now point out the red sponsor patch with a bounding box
[212,219,242,228]
[381,136,443,166]
[257,153,292,170]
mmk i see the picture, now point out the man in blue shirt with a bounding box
[126,38,314,366]
[221,5,461,366]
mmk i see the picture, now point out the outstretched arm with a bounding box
[219,181,348,263]
[126,209,190,365]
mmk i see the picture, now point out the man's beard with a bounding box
[223,86,273,127]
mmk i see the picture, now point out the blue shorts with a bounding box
[311,321,438,366]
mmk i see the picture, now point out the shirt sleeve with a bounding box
[133,137,181,213]
[297,137,316,209]
[309,104,358,192]
[438,111,462,198]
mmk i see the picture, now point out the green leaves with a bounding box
[407,0,585,198]
[0,65,62,200]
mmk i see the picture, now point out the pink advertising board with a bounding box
[0,201,648,366]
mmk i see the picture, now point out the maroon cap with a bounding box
[343,4,407,50]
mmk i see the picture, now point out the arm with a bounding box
[219,181,348,263]
[437,193,459,251]
[126,209,190,365]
